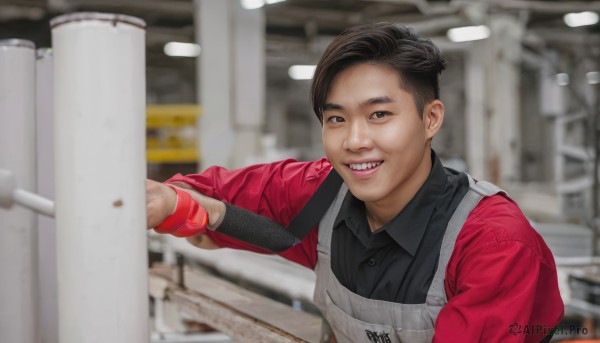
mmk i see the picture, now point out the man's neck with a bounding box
[364,149,433,231]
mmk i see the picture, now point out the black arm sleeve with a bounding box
[213,202,300,253]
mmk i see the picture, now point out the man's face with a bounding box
[322,63,433,206]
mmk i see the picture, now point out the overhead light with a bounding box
[288,65,316,80]
[564,11,599,28]
[240,0,285,10]
[241,0,265,9]
[556,73,570,86]
[164,42,201,57]
[447,25,490,43]
[587,71,599,85]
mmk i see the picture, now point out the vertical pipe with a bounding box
[592,80,599,255]
[488,15,523,184]
[196,0,235,170]
[36,47,59,343]
[465,41,488,180]
[50,13,148,343]
[231,1,265,168]
[0,39,39,343]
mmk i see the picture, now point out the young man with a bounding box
[147,23,563,342]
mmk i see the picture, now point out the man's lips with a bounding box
[346,160,383,171]
[344,161,383,179]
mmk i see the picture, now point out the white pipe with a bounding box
[0,39,40,343]
[36,47,59,343]
[0,168,55,216]
[51,12,148,343]
[13,188,55,217]
[196,0,236,169]
[163,236,316,303]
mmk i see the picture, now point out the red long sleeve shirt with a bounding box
[167,158,564,342]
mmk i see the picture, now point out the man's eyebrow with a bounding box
[323,103,343,111]
[359,96,393,107]
[323,96,394,111]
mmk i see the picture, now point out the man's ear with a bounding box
[424,99,444,140]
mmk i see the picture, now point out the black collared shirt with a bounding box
[331,151,469,303]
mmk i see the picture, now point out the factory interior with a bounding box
[1,0,600,342]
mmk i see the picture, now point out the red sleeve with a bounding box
[166,158,332,269]
[433,196,564,343]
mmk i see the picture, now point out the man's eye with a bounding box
[371,111,389,119]
[327,116,344,123]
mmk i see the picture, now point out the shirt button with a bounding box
[368,258,376,266]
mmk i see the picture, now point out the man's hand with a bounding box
[146,179,177,229]
[146,179,222,250]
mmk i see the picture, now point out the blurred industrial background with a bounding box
[3,0,598,221]
[1,0,600,342]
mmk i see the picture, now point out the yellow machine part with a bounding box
[146,104,201,163]
[146,148,199,163]
[146,104,200,128]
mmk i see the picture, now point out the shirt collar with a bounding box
[333,150,447,255]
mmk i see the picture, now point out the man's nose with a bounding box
[343,120,373,152]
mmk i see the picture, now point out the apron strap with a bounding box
[287,168,343,240]
[426,174,506,320]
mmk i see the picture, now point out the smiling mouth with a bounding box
[347,161,383,171]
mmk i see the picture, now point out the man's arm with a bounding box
[434,241,563,342]
[434,208,564,343]
[146,158,332,268]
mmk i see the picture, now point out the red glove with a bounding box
[154,184,208,237]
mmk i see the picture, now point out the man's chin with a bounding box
[346,185,384,203]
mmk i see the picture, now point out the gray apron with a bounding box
[313,174,504,343]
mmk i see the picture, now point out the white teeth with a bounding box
[349,161,381,171]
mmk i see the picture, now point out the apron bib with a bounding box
[313,174,504,343]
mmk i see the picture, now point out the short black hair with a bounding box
[310,22,447,122]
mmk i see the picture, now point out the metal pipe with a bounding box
[13,188,55,217]
[593,70,600,256]
[488,0,600,14]
[162,235,316,303]
[0,168,55,216]
[35,47,59,343]
[0,168,54,216]
[51,12,148,343]
[0,38,40,343]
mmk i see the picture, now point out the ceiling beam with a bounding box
[488,0,600,14]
